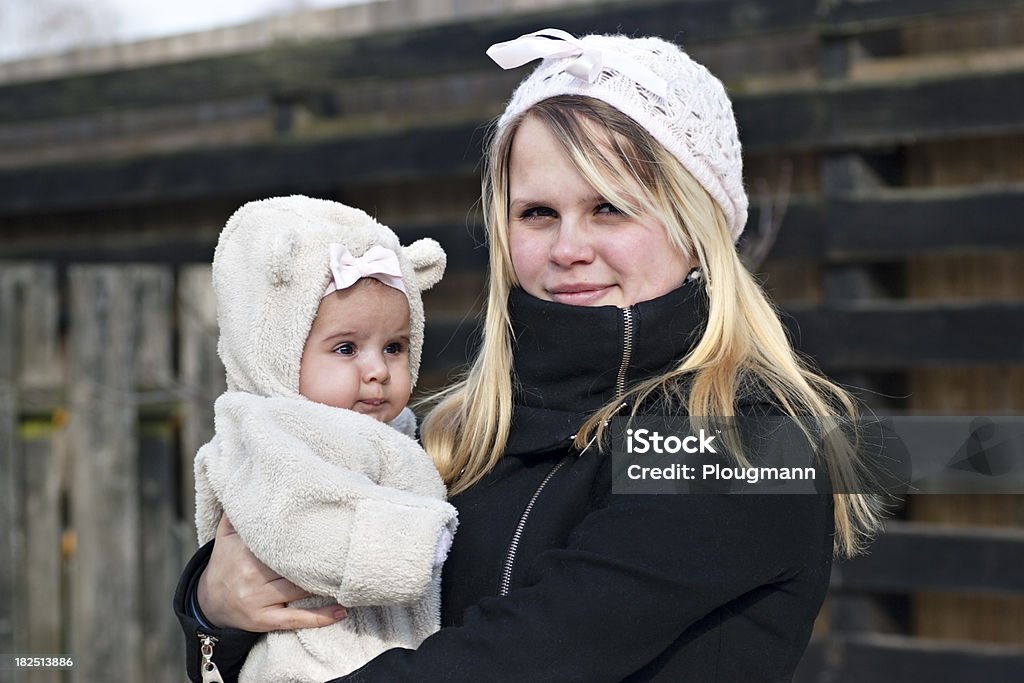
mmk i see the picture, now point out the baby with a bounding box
[192,195,457,682]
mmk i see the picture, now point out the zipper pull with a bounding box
[198,633,225,683]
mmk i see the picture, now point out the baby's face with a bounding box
[299,279,412,423]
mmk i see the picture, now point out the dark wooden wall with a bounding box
[1,1,1023,680]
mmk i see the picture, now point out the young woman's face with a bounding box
[298,279,412,423]
[507,114,691,308]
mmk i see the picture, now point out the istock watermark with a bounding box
[610,415,1024,495]
[625,428,718,454]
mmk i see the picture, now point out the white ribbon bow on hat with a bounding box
[324,244,406,297]
[486,28,669,100]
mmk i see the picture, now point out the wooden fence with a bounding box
[0,264,222,683]
[2,262,1022,683]
[2,0,1024,680]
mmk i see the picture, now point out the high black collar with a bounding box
[507,281,708,455]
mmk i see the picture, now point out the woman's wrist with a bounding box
[189,566,217,630]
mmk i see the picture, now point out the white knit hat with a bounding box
[487,28,748,241]
[213,195,446,398]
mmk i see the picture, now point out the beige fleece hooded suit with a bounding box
[193,195,457,682]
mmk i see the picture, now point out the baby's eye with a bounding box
[384,342,405,355]
[332,342,356,356]
[595,202,624,216]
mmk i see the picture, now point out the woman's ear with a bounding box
[404,238,447,291]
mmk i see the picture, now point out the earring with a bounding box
[686,266,711,297]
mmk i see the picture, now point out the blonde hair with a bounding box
[421,96,882,557]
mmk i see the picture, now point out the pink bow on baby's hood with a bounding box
[323,244,406,297]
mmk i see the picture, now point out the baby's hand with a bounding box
[197,515,349,632]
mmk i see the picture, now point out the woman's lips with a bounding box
[546,285,612,306]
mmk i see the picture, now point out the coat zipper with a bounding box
[498,306,635,596]
[198,633,225,683]
[615,306,634,398]
[499,454,572,596]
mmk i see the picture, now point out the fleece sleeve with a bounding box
[196,392,457,607]
[331,488,832,682]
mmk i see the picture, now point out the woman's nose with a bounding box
[549,217,595,267]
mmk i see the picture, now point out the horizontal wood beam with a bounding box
[6,62,1024,213]
[0,0,821,124]
[0,122,485,215]
[6,184,1022,267]
[833,521,1024,595]
[398,223,489,269]
[798,634,1024,683]
[822,0,1024,34]
[737,68,1024,152]
[421,302,1024,373]
[9,59,1024,161]
[783,302,1024,370]
[761,187,1024,262]
[8,186,1021,268]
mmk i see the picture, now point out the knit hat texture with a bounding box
[488,29,748,241]
[213,195,446,398]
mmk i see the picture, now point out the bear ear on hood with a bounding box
[267,225,301,287]
[404,238,447,292]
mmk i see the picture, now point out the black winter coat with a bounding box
[175,283,834,682]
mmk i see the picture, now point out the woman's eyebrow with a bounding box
[509,193,604,208]
[508,197,543,208]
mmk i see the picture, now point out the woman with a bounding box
[175,28,881,682]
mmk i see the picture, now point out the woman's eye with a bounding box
[332,343,355,356]
[595,202,624,216]
[519,206,556,220]
[384,342,404,355]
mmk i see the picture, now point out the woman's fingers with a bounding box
[197,513,347,632]
[265,576,313,604]
[259,604,349,632]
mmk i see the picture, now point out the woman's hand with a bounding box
[196,514,348,632]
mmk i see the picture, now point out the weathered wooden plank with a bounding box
[177,266,224,554]
[759,187,1024,262]
[5,63,1024,213]
[0,96,269,152]
[738,68,1024,152]
[139,422,182,683]
[0,221,487,272]
[0,122,484,214]
[421,319,482,374]
[826,188,1024,261]
[0,0,822,123]
[826,593,909,635]
[68,266,140,681]
[133,268,175,397]
[823,0,1024,34]
[0,263,59,679]
[0,270,25,679]
[130,267,178,683]
[21,266,62,683]
[10,186,1019,272]
[0,239,218,266]
[21,424,63,683]
[833,521,1024,595]
[68,266,176,682]
[396,223,490,270]
[784,302,1024,370]
[423,301,1024,374]
[796,633,1024,683]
